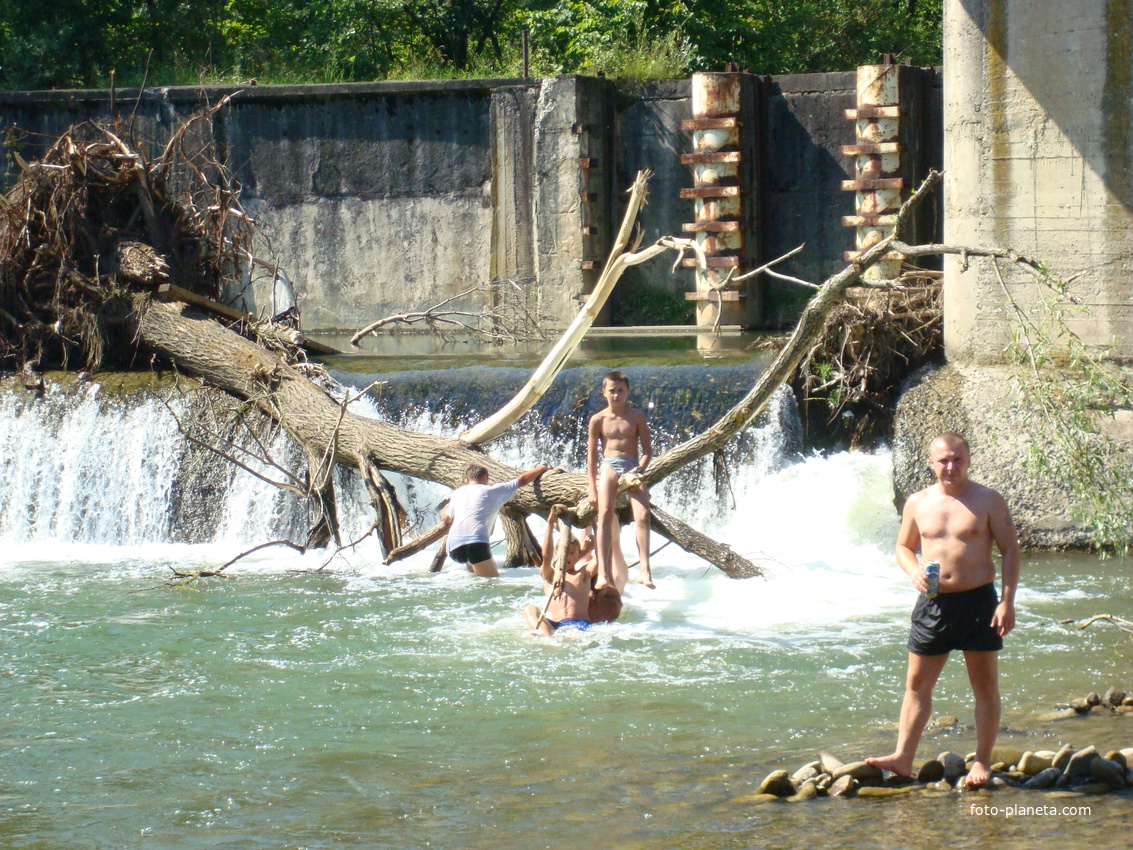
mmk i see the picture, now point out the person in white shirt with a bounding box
[441,462,550,576]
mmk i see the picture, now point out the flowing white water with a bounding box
[0,379,913,628]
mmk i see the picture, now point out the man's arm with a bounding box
[586,414,601,501]
[516,464,550,488]
[636,409,652,472]
[988,490,1020,636]
[895,493,928,593]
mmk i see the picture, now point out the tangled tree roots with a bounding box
[0,96,266,373]
[794,268,943,449]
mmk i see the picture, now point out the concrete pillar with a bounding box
[944,0,1133,363]
[679,72,762,332]
[532,75,615,328]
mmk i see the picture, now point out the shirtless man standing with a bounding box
[587,370,653,590]
[866,432,1020,788]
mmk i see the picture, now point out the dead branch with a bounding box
[1060,614,1133,639]
[350,279,549,347]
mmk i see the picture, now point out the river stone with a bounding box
[756,770,796,797]
[1069,698,1092,714]
[788,780,819,802]
[858,785,918,797]
[926,780,953,792]
[1072,781,1114,795]
[792,761,821,783]
[1115,705,1133,714]
[939,752,966,780]
[1104,687,1127,706]
[734,792,782,805]
[819,750,845,775]
[1124,696,1133,706]
[1121,747,1133,763]
[934,715,959,728]
[1018,751,1053,775]
[1052,744,1077,771]
[1024,767,1062,789]
[1055,773,1074,789]
[1065,745,1098,779]
[1036,708,1078,721]
[815,773,833,792]
[989,762,1007,773]
[1089,757,1126,788]
[1104,750,1127,770]
[916,760,945,783]
[1086,692,1101,706]
[831,761,884,786]
[1035,749,1058,760]
[990,776,1009,789]
[991,746,1024,768]
[828,775,858,798]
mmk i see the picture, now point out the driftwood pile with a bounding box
[795,267,942,449]
[0,97,270,374]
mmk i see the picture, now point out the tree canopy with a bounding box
[0,0,942,91]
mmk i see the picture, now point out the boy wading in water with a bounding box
[587,370,654,590]
[866,432,1020,789]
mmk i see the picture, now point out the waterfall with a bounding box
[0,362,803,549]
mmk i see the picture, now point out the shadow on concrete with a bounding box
[958,0,1131,212]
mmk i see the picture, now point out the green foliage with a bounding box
[1002,265,1133,554]
[610,280,694,326]
[0,0,944,91]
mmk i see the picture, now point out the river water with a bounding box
[1,351,1130,848]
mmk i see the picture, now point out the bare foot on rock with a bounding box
[864,754,913,779]
[964,761,992,788]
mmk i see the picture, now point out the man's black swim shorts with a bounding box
[908,582,1003,655]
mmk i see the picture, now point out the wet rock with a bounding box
[1035,750,1058,760]
[828,775,858,798]
[1055,773,1074,789]
[1114,705,1133,714]
[990,776,1009,789]
[991,746,1024,768]
[1036,708,1078,721]
[990,762,1007,773]
[734,792,782,805]
[926,779,953,792]
[1090,705,1110,716]
[1120,747,1133,763]
[1089,757,1126,789]
[1065,745,1098,779]
[792,761,821,783]
[819,750,845,775]
[1069,698,1092,714]
[831,761,884,786]
[1123,696,1133,706]
[916,760,945,783]
[1024,767,1062,789]
[939,751,967,780]
[815,773,833,792]
[756,769,796,798]
[788,780,818,802]
[1072,781,1114,795]
[1104,687,1127,706]
[934,715,959,728]
[1018,751,1053,775]
[1104,750,1127,770]
[858,785,918,797]
[1052,744,1077,771]
[1086,692,1101,706]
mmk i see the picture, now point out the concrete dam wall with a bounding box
[0,71,942,334]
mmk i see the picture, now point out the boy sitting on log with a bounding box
[523,505,622,636]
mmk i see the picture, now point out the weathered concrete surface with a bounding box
[944,0,1133,363]
[0,72,942,333]
[893,362,1101,549]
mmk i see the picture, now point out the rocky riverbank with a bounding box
[738,741,1133,803]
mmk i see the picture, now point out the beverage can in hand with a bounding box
[924,560,940,599]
